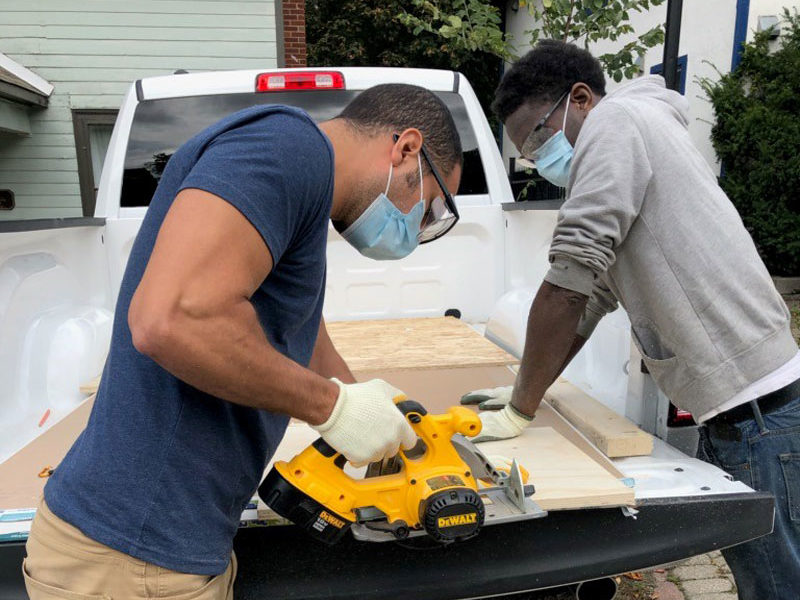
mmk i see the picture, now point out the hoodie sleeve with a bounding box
[576,277,619,339]
[544,103,652,296]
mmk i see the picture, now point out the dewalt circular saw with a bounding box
[258,398,546,545]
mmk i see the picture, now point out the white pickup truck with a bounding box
[0,68,773,599]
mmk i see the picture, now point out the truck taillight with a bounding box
[256,71,345,92]
[668,403,696,427]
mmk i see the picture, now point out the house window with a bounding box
[72,109,117,216]
[650,55,688,95]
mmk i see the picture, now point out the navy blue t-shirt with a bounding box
[45,105,333,575]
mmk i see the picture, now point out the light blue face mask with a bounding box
[341,155,425,260]
[533,97,573,188]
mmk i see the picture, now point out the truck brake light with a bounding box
[256,71,345,92]
[668,403,696,427]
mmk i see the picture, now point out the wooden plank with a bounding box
[328,317,518,372]
[545,379,653,458]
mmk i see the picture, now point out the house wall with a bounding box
[281,0,307,67]
[0,0,278,220]
[502,0,795,175]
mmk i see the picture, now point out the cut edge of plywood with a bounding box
[545,378,653,458]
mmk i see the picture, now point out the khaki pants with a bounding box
[23,499,236,600]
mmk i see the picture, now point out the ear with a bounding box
[570,83,596,113]
[390,128,423,167]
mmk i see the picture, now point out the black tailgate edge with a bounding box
[232,491,774,599]
[0,492,773,600]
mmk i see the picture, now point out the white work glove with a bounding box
[312,378,417,467]
[470,403,534,444]
[460,385,514,410]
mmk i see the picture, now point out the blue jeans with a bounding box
[697,395,800,600]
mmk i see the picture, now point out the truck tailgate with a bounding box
[231,491,773,599]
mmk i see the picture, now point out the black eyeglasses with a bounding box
[518,89,570,167]
[392,133,460,244]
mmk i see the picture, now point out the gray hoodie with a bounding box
[544,75,797,417]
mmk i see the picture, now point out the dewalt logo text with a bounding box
[437,513,477,528]
[319,511,346,529]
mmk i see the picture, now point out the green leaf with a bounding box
[448,15,463,28]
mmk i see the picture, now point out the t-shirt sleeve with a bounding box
[178,110,332,264]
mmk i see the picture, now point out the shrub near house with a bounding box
[702,8,800,277]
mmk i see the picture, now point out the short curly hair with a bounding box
[492,40,607,121]
[338,83,462,175]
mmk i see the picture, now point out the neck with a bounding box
[318,119,368,224]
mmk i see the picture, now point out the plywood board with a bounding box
[356,365,625,479]
[14,360,633,516]
[545,378,653,458]
[479,426,633,509]
[0,397,94,511]
[327,317,517,372]
[262,422,633,514]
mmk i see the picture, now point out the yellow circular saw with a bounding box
[258,398,546,545]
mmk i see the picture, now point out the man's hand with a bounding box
[460,385,513,410]
[312,379,417,467]
[471,404,534,443]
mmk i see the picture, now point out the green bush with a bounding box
[701,8,800,276]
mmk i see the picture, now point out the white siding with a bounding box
[502,1,791,175]
[0,0,278,220]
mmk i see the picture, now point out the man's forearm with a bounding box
[559,334,588,375]
[131,297,339,425]
[309,320,357,383]
[511,281,588,416]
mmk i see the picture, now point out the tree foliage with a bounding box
[525,0,666,82]
[398,0,511,60]
[700,8,800,276]
[398,0,666,83]
[305,0,506,120]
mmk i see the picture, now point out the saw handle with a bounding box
[310,437,349,470]
[394,398,428,420]
[307,397,428,468]
[308,397,481,470]
[394,395,481,439]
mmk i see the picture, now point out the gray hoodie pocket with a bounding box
[631,321,680,385]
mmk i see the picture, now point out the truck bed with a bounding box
[0,319,774,598]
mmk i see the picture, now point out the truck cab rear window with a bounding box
[121,90,487,208]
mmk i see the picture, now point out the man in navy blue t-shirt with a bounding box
[24,84,462,599]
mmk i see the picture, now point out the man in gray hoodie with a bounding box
[465,40,800,598]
